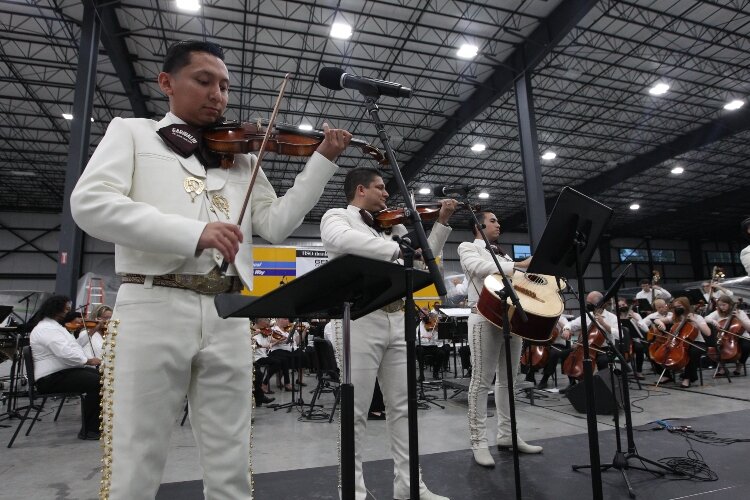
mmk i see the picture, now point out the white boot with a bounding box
[472,447,495,467]
[496,435,543,454]
[394,480,450,500]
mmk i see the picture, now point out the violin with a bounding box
[373,202,479,230]
[203,120,388,169]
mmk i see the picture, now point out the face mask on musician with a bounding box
[618,306,629,313]
[673,307,686,315]
[586,303,596,312]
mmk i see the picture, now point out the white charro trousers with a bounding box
[333,309,421,500]
[466,312,522,450]
[102,283,253,499]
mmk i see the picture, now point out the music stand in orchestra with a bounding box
[215,254,434,500]
[526,186,613,500]
[582,264,673,498]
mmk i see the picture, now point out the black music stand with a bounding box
[526,187,613,500]
[215,254,433,500]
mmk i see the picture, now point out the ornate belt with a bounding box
[380,299,405,314]
[122,267,242,295]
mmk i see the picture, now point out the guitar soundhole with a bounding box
[525,274,547,285]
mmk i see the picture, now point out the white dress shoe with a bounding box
[472,447,495,467]
[394,482,450,500]
[496,436,543,454]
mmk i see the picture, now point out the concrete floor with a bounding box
[2,361,750,500]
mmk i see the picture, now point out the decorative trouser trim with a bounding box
[99,319,119,499]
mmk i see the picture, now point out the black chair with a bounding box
[305,338,340,422]
[8,346,85,448]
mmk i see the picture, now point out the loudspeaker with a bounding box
[566,371,622,415]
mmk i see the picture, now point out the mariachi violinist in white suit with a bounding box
[71,40,351,500]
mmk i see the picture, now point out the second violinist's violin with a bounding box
[203,120,388,168]
[373,203,480,230]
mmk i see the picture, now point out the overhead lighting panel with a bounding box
[175,0,201,12]
[330,22,353,40]
[724,99,745,111]
[456,44,478,59]
[648,82,669,96]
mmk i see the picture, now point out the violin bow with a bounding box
[219,73,292,274]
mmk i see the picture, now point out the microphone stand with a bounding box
[363,93,447,500]
[460,194,529,500]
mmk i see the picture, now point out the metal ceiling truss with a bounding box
[0,0,749,242]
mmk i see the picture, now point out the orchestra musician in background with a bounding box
[458,210,540,469]
[77,304,112,360]
[704,296,750,377]
[535,316,570,390]
[654,297,711,388]
[618,299,647,380]
[416,311,450,379]
[635,279,672,304]
[561,291,621,373]
[28,295,102,440]
[741,217,750,276]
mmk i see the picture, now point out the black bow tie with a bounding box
[487,244,505,255]
[157,123,221,169]
[360,209,378,229]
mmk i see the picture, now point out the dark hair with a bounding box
[28,294,70,330]
[639,279,650,286]
[470,211,495,236]
[163,40,225,73]
[343,167,384,203]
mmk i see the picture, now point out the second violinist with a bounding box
[70,39,353,500]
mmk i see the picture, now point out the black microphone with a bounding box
[435,185,473,197]
[318,67,412,99]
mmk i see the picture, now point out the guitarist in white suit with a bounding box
[71,40,351,500]
[320,167,456,500]
[458,211,541,469]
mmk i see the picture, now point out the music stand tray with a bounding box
[215,254,433,500]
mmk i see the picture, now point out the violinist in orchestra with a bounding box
[704,296,750,377]
[561,291,620,373]
[635,278,672,305]
[416,311,450,379]
[28,295,102,440]
[270,318,307,388]
[70,39,352,499]
[77,304,112,360]
[617,299,647,380]
[251,318,283,399]
[458,210,540,469]
[320,166,456,500]
[654,297,711,388]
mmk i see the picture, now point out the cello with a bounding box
[651,315,700,373]
[707,299,742,364]
[562,320,607,380]
[520,326,560,372]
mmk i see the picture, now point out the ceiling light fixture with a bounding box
[298,123,313,131]
[648,82,669,96]
[62,113,73,120]
[478,192,490,199]
[724,99,745,111]
[670,166,684,174]
[629,203,640,210]
[418,187,431,195]
[456,44,478,59]
[330,22,353,39]
[175,0,201,12]
[541,151,556,160]
[471,143,486,153]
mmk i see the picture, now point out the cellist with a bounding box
[561,291,620,373]
[653,297,711,388]
[617,299,647,380]
[704,296,750,377]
